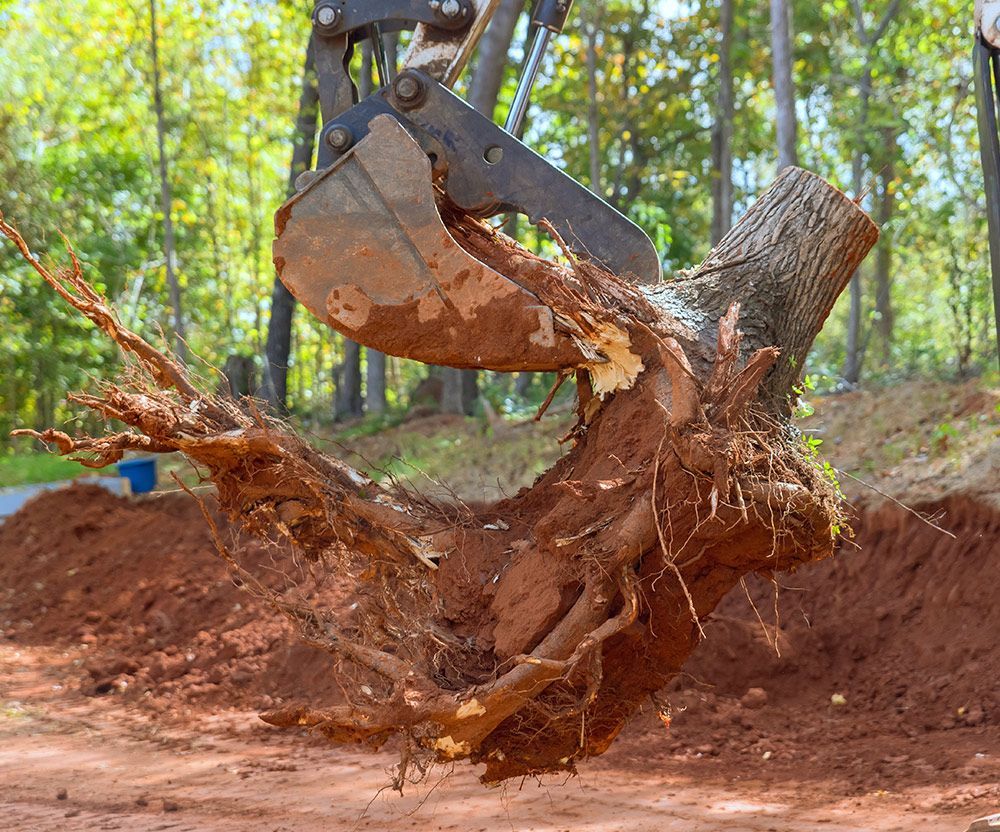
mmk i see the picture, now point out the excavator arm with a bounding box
[273,0,662,371]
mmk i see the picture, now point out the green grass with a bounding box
[329,411,408,442]
[0,452,112,488]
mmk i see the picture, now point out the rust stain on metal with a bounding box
[272,116,586,372]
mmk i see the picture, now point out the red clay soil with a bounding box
[602,492,999,808]
[1,481,998,807]
[0,484,341,714]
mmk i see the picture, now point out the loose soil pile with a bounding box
[684,495,999,726]
[1,478,996,755]
[0,485,341,715]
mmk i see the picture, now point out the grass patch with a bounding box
[0,452,112,488]
[329,411,408,442]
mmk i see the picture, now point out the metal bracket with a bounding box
[274,116,587,371]
[312,0,474,37]
[322,69,662,283]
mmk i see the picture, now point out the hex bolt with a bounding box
[325,125,353,152]
[439,0,462,18]
[393,73,425,108]
[313,3,341,33]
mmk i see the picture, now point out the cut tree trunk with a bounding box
[2,166,877,785]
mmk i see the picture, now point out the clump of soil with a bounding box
[0,484,339,714]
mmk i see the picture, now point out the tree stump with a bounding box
[2,166,877,784]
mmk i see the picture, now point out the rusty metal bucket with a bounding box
[272,115,583,372]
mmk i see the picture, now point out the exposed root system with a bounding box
[0,167,878,784]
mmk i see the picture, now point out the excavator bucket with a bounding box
[272,115,586,372]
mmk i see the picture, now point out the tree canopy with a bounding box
[0,0,994,440]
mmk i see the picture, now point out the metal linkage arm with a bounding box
[311,0,476,37]
[505,0,575,135]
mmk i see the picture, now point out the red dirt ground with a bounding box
[1,394,998,829]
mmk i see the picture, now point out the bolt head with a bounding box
[313,4,341,31]
[393,73,424,106]
[439,0,462,18]
[326,125,353,151]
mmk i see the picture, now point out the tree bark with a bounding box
[770,0,798,170]
[467,0,525,116]
[148,0,186,362]
[841,0,902,385]
[334,337,363,420]
[222,355,257,399]
[264,37,319,411]
[441,366,465,415]
[844,140,868,386]
[366,349,387,414]
[710,0,734,246]
[8,166,877,784]
[585,2,605,194]
[873,127,896,362]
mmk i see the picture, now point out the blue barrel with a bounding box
[116,457,158,494]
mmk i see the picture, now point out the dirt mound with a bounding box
[0,484,338,713]
[605,490,999,803]
[680,495,999,725]
[2,481,997,766]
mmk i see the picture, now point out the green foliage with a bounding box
[0,0,996,445]
[0,450,112,487]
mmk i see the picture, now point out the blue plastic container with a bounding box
[116,457,158,494]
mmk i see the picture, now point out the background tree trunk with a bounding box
[842,0,903,385]
[222,355,256,398]
[366,350,387,414]
[585,2,605,194]
[844,144,867,386]
[148,0,186,362]
[770,0,798,170]
[334,338,362,420]
[467,0,525,116]
[264,37,319,412]
[874,126,897,362]
[710,0,734,246]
